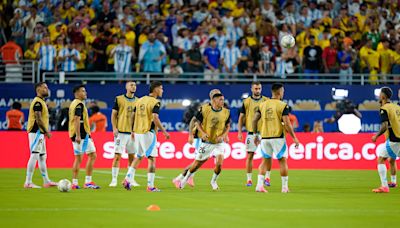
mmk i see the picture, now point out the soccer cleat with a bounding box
[255,186,268,193]
[282,187,290,193]
[246,180,253,187]
[372,186,389,193]
[71,184,80,190]
[211,181,219,191]
[84,182,100,189]
[172,178,181,189]
[388,182,397,188]
[122,179,131,190]
[130,179,140,187]
[43,181,58,188]
[147,187,161,192]
[187,176,195,187]
[109,179,118,187]
[264,178,271,187]
[24,183,41,189]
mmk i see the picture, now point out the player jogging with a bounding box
[237,81,268,187]
[109,81,139,187]
[69,85,100,189]
[24,82,57,188]
[180,92,231,190]
[122,81,170,192]
[253,83,299,193]
[371,87,400,193]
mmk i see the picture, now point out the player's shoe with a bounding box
[264,178,271,187]
[282,187,290,193]
[388,182,397,188]
[24,183,41,189]
[122,179,131,191]
[246,180,253,187]
[187,176,195,187]
[43,181,58,188]
[71,184,80,190]
[130,179,140,187]
[109,179,118,187]
[172,178,181,189]
[211,181,219,191]
[255,186,268,193]
[84,182,100,189]
[147,187,161,192]
[372,186,389,193]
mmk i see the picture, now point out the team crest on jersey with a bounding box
[396,110,400,117]
[211,117,219,129]
[266,108,274,120]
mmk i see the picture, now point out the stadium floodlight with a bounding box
[332,88,348,100]
[241,93,249,99]
[182,99,192,107]
[374,88,381,98]
[338,114,361,134]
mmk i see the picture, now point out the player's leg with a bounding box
[25,132,42,188]
[373,141,396,193]
[83,137,100,189]
[255,139,272,192]
[146,156,160,192]
[123,133,143,189]
[264,156,272,186]
[126,137,140,186]
[388,158,397,187]
[180,159,207,189]
[173,162,194,188]
[187,138,201,187]
[211,154,224,190]
[110,153,122,187]
[72,154,83,189]
[274,139,289,193]
[278,157,289,193]
[38,154,57,187]
[245,134,256,186]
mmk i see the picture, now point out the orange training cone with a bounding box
[147,205,161,211]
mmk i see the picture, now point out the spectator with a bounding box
[288,106,299,131]
[303,35,323,78]
[171,15,187,47]
[258,44,274,74]
[193,3,210,23]
[6,102,24,130]
[261,0,275,24]
[303,123,311,132]
[97,1,116,24]
[184,42,203,74]
[338,44,356,85]
[203,37,221,82]
[359,39,380,76]
[378,39,392,83]
[75,43,86,72]
[282,47,301,75]
[238,38,252,73]
[163,58,183,81]
[138,30,166,73]
[313,121,324,133]
[112,36,134,76]
[0,40,23,65]
[106,35,119,72]
[221,39,241,74]
[210,26,228,52]
[23,6,43,44]
[92,31,111,72]
[309,1,322,21]
[322,37,339,73]
[37,34,57,79]
[227,17,243,44]
[392,43,400,83]
[9,8,25,49]
[244,58,257,74]
[297,6,313,30]
[58,42,80,73]
[24,41,36,60]
[89,105,107,132]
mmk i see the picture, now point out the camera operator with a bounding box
[325,99,362,124]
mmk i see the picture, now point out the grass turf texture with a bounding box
[0,169,399,227]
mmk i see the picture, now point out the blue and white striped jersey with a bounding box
[39,45,57,71]
[59,48,80,72]
[113,45,132,73]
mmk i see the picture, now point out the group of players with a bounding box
[23,80,399,193]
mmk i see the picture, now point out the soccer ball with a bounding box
[280,34,296,48]
[58,179,72,192]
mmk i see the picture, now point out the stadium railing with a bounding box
[0,60,36,83]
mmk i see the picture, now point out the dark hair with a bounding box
[208,37,217,43]
[35,82,46,91]
[381,87,393,99]
[150,81,162,93]
[12,102,22,110]
[251,81,261,86]
[271,83,284,92]
[212,93,223,99]
[91,105,100,113]
[73,84,85,94]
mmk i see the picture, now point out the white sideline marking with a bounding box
[92,170,165,179]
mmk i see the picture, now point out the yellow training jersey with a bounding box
[380,103,400,142]
[258,99,289,138]
[240,96,268,133]
[196,105,231,144]
[133,96,160,134]
[68,99,90,138]
[27,97,49,133]
[113,94,138,133]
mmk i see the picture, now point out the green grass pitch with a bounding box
[0,169,399,227]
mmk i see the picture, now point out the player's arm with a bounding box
[152,102,170,139]
[193,108,208,140]
[252,109,261,145]
[372,109,389,142]
[33,102,51,138]
[237,103,246,141]
[111,98,119,137]
[188,116,196,144]
[74,104,83,143]
[130,107,136,139]
[282,105,299,147]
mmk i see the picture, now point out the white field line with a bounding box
[91,170,165,179]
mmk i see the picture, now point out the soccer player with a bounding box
[24,82,57,188]
[237,82,268,187]
[180,92,231,190]
[388,158,397,188]
[69,85,100,189]
[371,87,400,193]
[109,81,139,187]
[172,89,221,188]
[253,83,299,193]
[122,81,170,192]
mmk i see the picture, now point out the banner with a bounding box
[0,132,390,169]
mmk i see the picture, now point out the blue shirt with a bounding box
[337,51,352,64]
[139,40,166,72]
[203,47,221,69]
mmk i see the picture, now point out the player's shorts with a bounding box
[72,135,96,155]
[134,130,157,158]
[260,138,288,160]
[192,138,201,151]
[115,133,135,154]
[28,131,46,154]
[246,133,261,152]
[195,142,224,161]
[378,140,400,159]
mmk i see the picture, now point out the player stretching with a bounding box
[173,89,221,188]
[24,83,57,188]
[122,81,170,192]
[253,83,299,193]
[180,92,231,190]
[69,85,100,189]
[109,81,139,187]
[237,82,268,187]
[371,87,400,193]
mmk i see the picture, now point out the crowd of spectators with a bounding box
[0,0,400,84]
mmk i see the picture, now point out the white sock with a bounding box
[378,164,388,187]
[246,173,252,181]
[211,172,219,183]
[391,175,397,183]
[72,179,78,185]
[112,167,119,180]
[85,176,92,184]
[148,173,155,188]
[281,176,289,189]
[265,171,271,179]
[37,154,50,183]
[175,174,184,181]
[182,171,193,184]
[126,167,136,181]
[257,175,264,188]
[25,153,39,184]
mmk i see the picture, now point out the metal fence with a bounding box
[0,60,36,83]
